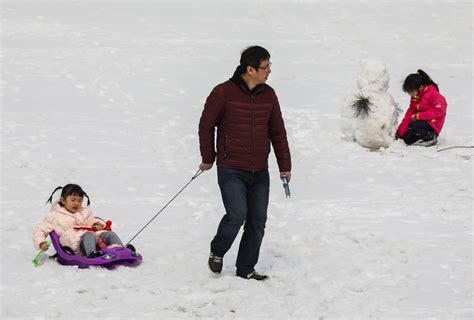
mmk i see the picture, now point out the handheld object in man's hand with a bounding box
[281,176,291,198]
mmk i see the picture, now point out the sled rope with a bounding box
[437,145,474,152]
[126,169,203,245]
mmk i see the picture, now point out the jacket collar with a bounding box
[419,84,437,97]
[52,202,89,224]
[413,85,436,101]
[52,202,68,213]
[51,202,85,216]
[230,67,267,96]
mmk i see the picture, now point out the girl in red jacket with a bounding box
[396,70,447,146]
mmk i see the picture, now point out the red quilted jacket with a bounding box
[199,72,291,172]
[397,85,447,137]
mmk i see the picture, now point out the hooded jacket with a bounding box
[199,68,291,172]
[33,203,105,253]
[397,85,447,137]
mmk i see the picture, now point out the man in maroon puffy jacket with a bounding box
[198,46,291,281]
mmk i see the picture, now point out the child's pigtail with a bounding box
[83,191,91,206]
[417,69,428,82]
[46,186,63,205]
[417,69,439,91]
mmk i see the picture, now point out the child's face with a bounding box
[60,194,83,213]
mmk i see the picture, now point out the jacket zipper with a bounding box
[224,134,228,159]
[251,95,256,169]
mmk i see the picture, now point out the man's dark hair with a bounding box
[237,46,270,74]
[403,69,439,93]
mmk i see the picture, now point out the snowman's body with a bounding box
[341,60,400,150]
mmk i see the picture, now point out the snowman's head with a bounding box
[356,60,390,93]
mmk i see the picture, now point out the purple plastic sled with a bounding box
[49,230,142,269]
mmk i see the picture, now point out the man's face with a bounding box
[254,59,272,84]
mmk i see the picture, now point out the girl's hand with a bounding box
[39,242,49,251]
[92,223,104,230]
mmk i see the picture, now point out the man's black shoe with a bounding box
[208,252,223,274]
[238,271,269,281]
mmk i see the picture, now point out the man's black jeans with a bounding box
[211,166,270,276]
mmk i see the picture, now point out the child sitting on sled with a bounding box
[33,184,125,258]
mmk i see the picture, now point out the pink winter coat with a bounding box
[397,85,447,137]
[33,203,105,253]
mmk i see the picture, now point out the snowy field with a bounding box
[1,1,473,319]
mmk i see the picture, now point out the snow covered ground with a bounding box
[1,1,472,319]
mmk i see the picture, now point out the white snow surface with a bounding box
[1,1,473,319]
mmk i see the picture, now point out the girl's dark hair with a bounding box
[46,184,90,206]
[236,46,271,74]
[402,69,439,93]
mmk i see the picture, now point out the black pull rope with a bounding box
[126,169,203,245]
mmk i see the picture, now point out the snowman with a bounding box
[341,60,400,150]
